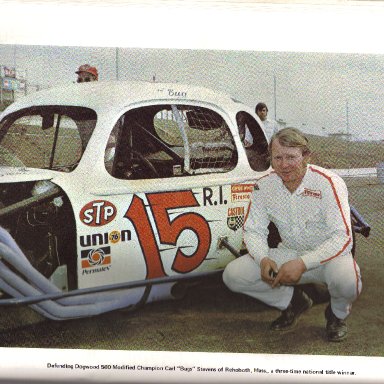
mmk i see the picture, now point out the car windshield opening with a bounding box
[0,106,97,172]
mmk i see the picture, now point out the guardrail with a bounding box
[334,168,378,178]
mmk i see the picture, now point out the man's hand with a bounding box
[260,257,278,286]
[271,258,307,288]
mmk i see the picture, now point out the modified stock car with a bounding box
[0,81,370,320]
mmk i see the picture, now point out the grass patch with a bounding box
[308,134,383,169]
[1,124,81,168]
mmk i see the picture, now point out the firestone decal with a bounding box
[231,184,254,202]
[302,188,322,199]
[79,200,117,227]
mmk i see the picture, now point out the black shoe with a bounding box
[325,305,347,342]
[270,287,313,331]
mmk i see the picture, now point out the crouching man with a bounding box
[223,128,362,342]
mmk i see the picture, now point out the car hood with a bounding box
[0,167,57,183]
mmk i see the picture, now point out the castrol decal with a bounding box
[227,206,245,231]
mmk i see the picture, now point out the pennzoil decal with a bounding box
[227,207,245,231]
[231,184,254,202]
[81,246,111,274]
[79,200,117,227]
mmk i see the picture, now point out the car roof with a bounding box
[3,81,250,117]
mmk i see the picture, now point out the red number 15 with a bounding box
[124,191,212,279]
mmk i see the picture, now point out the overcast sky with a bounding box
[1,45,383,141]
[0,1,384,141]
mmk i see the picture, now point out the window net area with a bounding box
[154,105,237,174]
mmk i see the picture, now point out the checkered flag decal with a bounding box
[227,215,244,231]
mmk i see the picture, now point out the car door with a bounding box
[76,102,263,289]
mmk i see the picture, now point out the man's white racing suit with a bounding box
[223,164,362,320]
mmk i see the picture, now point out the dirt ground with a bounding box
[0,178,382,358]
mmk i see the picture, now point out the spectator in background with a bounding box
[237,112,253,149]
[255,102,280,142]
[75,64,98,83]
[237,111,270,172]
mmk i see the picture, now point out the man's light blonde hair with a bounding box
[269,127,311,156]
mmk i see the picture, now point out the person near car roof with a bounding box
[75,64,98,83]
[255,102,280,142]
[223,127,362,342]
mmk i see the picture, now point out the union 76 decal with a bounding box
[124,190,212,279]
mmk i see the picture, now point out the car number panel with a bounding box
[76,185,253,289]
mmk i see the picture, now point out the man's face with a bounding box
[77,72,96,83]
[257,107,268,121]
[271,139,308,187]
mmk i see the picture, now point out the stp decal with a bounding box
[231,184,254,202]
[81,246,111,274]
[124,190,212,279]
[80,200,117,226]
[227,207,245,231]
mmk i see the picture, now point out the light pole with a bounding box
[273,74,277,120]
[0,65,3,107]
[115,47,119,81]
[346,99,350,139]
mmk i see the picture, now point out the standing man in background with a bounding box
[75,64,98,83]
[255,102,280,142]
[75,64,99,150]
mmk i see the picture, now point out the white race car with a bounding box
[0,80,273,320]
[0,81,370,320]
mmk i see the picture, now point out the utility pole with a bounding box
[13,45,16,68]
[13,46,17,103]
[273,75,277,120]
[0,65,3,107]
[115,47,119,80]
[346,99,349,137]
[24,69,28,96]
